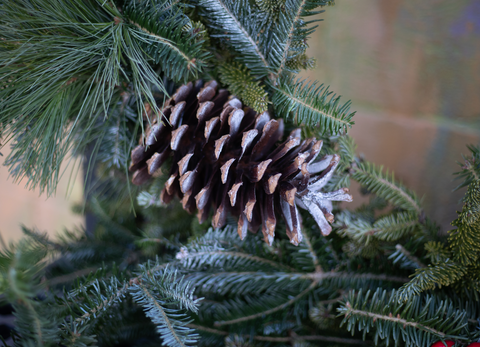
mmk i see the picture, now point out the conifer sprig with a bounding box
[352,162,422,215]
[197,0,271,77]
[218,62,269,113]
[338,289,470,347]
[268,0,333,77]
[0,0,208,194]
[272,76,355,134]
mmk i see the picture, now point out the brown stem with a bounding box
[345,303,446,337]
[189,323,368,344]
[214,280,318,326]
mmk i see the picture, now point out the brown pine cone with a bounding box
[129,80,352,245]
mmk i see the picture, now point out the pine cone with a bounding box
[129,80,352,245]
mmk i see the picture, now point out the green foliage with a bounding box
[129,267,200,347]
[339,289,471,347]
[352,162,422,215]
[454,145,480,190]
[265,0,334,77]
[0,0,208,194]
[272,77,355,134]
[2,0,480,346]
[196,0,270,77]
[219,63,269,113]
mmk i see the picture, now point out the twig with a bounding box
[275,0,306,79]
[302,231,323,272]
[47,266,98,286]
[214,280,318,326]
[395,244,426,268]
[178,251,296,271]
[189,323,368,344]
[345,302,446,337]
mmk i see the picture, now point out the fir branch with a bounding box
[176,247,296,271]
[214,280,318,326]
[272,76,355,134]
[344,305,447,337]
[454,145,480,190]
[393,244,426,269]
[275,0,308,77]
[373,212,419,242]
[130,282,198,347]
[301,230,322,272]
[47,266,98,287]
[339,289,469,346]
[424,241,451,265]
[397,261,467,301]
[189,324,368,344]
[219,62,269,112]
[197,0,270,76]
[448,179,480,266]
[352,162,422,215]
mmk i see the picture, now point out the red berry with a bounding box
[431,341,455,347]
[467,343,480,347]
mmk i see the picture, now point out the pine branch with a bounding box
[123,0,210,81]
[352,162,422,214]
[272,76,355,134]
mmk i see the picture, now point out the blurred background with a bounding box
[0,0,479,242]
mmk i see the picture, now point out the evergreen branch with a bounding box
[219,62,269,112]
[339,289,469,346]
[274,0,307,78]
[301,230,322,272]
[268,0,331,76]
[424,242,451,265]
[47,266,98,286]
[309,271,409,283]
[72,262,170,326]
[197,0,270,76]
[344,305,446,337]
[272,76,355,134]
[73,279,131,326]
[373,212,420,241]
[131,22,197,71]
[393,244,426,269]
[214,280,319,326]
[352,162,422,214]
[189,323,367,344]
[131,282,197,347]
[454,145,480,190]
[397,261,467,301]
[449,179,480,266]
[177,250,296,271]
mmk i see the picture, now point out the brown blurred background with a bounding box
[301,0,480,231]
[0,0,479,242]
